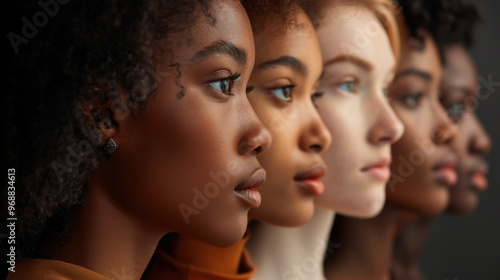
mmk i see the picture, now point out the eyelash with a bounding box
[208,73,241,96]
[311,91,324,107]
[246,86,255,93]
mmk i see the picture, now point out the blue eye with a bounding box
[270,86,294,102]
[337,81,356,93]
[209,79,233,95]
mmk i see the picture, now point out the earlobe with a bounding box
[80,85,131,146]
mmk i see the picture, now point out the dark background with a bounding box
[2,1,499,279]
[419,0,500,279]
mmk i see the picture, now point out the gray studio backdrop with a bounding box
[419,0,500,279]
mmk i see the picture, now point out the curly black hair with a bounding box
[396,0,481,52]
[4,0,217,259]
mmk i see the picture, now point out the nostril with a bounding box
[253,146,262,155]
[309,144,322,153]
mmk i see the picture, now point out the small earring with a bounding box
[103,138,118,156]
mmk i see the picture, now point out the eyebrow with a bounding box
[394,68,432,82]
[190,40,247,66]
[448,86,473,97]
[323,55,373,72]
[257,56,308,78]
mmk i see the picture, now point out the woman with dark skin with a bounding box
[142,1,332,279]
[324,0,460,279]
[5,0,271,279]
[391,1,492,279]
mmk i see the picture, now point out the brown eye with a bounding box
[209,79,233,95]
[270,85,294,102]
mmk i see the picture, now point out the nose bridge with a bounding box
[298,100,332,153]
[469,113,492,155]
[238,98,272,156]
[368,91,404,144]
[431,98,459,145]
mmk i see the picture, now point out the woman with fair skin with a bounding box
[143,1,332,279]
[324,0,460,279]
[391,1,491,279]
[6,1,270,279]
[247,1,404,279]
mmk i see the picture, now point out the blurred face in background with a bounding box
[440,44,492,215]
[387,30,459,216]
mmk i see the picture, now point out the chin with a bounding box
[199,219,248,248]
[252,202,314,227]
[413,196,449,216]
[447,188,478,216]
[336,189,386,218]
[185,211,248,247]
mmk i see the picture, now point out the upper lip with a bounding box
[467,160,489,177]
[234,168,266,191]
[432,154,458,171]
[294,164,327,181]
[361,157,392,171]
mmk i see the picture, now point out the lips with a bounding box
[294,164,327,196]
[432,156,458,187]
[468,162,489,191]
[234,168,266,208]
[361,157,392,181]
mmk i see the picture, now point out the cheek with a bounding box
[319,103,364,182]
[388,122,448,213]
[106,89,244,228]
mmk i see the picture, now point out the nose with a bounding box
[238,107,272,156]
[298,103,332,153]
[432,100,459,145]
[468,113,492,156]
[368,94,405,145]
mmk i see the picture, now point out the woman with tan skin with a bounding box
[6,0,271,279]
[391,1,492,279]
[247,1,404,279]
[142,1,331,279]
[323,0,461,279]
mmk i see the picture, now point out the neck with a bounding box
[391,214,434,280]
[44,180,163,280]
[324,204,401,280]
[248,206,336,280]
[171,233,249,274]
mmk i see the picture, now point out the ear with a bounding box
[80,85,132,146]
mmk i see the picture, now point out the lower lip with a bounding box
[234,188,261,208]
[362,166,391,181]
[470,173,487,191]
[295,179,324,196]
[432,166,458,186]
